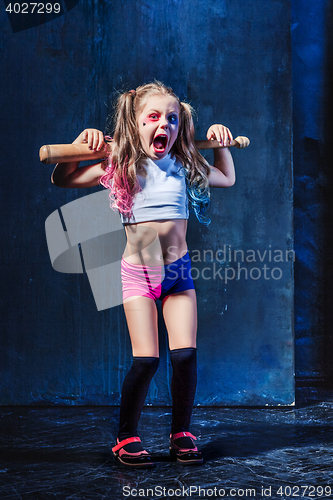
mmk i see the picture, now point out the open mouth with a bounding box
[153,134,168,153]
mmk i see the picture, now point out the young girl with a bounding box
[51,81,235,468]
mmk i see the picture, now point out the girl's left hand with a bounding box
[207,124,233,147]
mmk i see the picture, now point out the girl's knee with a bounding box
[132,356,160,375]
[170,347,197,367]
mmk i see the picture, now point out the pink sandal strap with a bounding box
[112,436,141,453]
[170,431,197,441]
[119,448,148,457]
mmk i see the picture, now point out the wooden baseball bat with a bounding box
[39,136,250,164]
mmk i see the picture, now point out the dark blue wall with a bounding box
[0,0,294,405]
[292,0,333,384]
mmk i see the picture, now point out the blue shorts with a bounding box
[121,252,195,302]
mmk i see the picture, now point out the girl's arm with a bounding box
[206,124,236,188]
[51,129,107,188]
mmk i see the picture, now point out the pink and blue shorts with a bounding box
[121,251,195,302]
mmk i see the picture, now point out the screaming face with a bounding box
[137,95,180,160]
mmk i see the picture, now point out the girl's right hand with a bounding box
[73,128,105,152]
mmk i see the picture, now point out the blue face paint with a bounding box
[168,114,178,125]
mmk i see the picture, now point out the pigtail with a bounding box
[100,91,142,216]
[113,91,141,159]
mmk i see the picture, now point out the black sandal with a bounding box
[169,431,203,465]
[112,436,154,468]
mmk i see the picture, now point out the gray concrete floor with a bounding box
[0,388,333,499]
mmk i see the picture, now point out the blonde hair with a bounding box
[100,81,211,224]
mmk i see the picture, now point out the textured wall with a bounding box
[0,0,294,405]
[292,0,333,384]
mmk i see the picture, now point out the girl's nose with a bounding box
[160,117,169,129]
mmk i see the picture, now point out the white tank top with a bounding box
[120,154,189,224]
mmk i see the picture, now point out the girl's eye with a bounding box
[168,115,178,124]
[149,114,159,120]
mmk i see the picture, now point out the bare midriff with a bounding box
[122,219,188,266]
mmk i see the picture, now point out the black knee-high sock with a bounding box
[118,356,159,440]
[170,347,197,435]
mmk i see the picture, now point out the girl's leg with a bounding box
[123,295,159,357]
[113,296,159,467]
[162,289,203,463]
[119,296,159,440]
[162,288,197,351]
[162,289,197,433]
